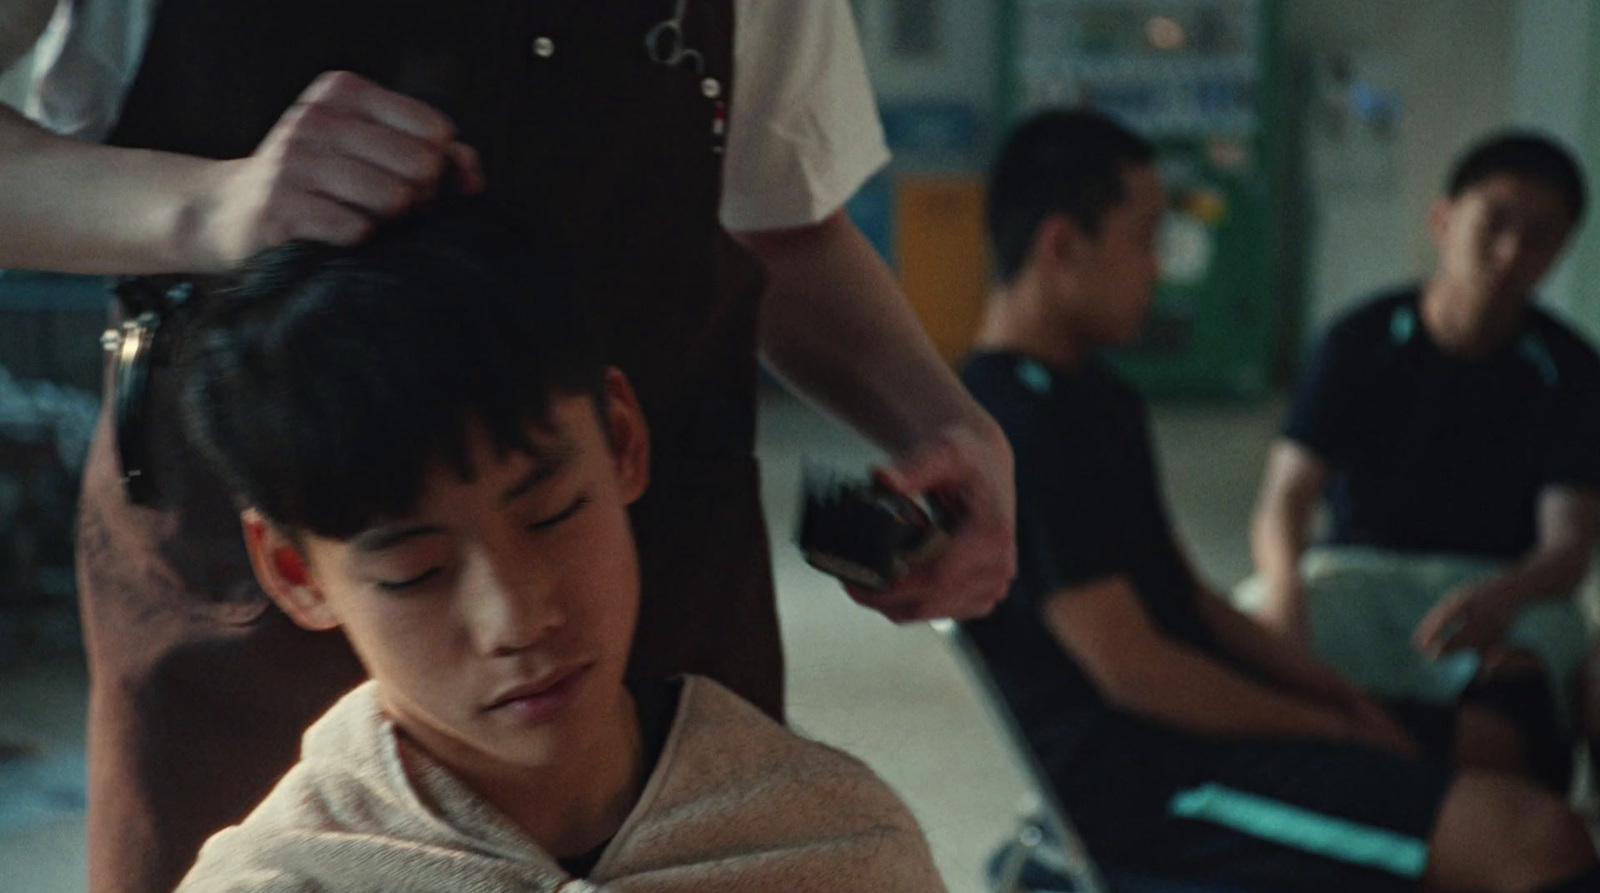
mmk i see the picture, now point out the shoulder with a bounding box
[675,676,872,768]
[175,826,320,893]
[174,759,347,893]
[667,676,923,822]
[960,352,1043,405]
[1298,290,1418,388]
[177,683,401,890]
[621,676,942,889]
[1525,308,1600,383]
[1320,289,1416,349]
[960,352,1076,429]
[721,0,886,230]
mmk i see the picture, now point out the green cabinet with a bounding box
[998,0,1285,398]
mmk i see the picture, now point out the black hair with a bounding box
[1447,131,1587,223]
[180,194,605,539]
[986,109,1156,284]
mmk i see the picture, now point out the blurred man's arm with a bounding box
[0,71,479,274]
[1414,486,1600,659]
[1249,439,1329,645]
[1040,574,1409,751]
[1191,574,1416,751]
[736,211,1016,623]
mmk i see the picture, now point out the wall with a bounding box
[0,0,49,112]
[850,1,1563,365]
[1286,0,1520,344]
[1510,0,1592,321]
[0,48,34,110]
[1569,3,1600,344]
[853,1,997,118]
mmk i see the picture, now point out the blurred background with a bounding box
[3,2,1599,891]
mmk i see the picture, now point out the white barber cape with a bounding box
[177,675,945,893]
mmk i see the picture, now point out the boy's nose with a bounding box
[461,550,564,656]
[1488,230,1526,273]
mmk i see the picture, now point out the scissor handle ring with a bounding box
[644,21,683,65]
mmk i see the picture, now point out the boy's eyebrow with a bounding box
[351,523,444,553]
[350,437,579,552]
[498,438,577,506]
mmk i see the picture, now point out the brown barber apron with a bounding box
[76,4,777,893]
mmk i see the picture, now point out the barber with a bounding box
[0,4,1016,893]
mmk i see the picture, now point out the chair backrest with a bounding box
[930,619,1111,893]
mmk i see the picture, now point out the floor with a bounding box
[0,385,1284,892]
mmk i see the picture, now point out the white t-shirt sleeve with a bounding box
[22,0,155,140]
[720,0,890,233]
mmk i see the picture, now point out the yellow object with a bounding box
[1181,188,1229,225]
[893,176,990,365]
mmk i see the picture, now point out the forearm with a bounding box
[0,104,226,273]
[1197,586,1354,709]
[1483,487,1600,610]
[1249,443,1329,635]
[741,210,995,454]
[1478,545,1591,610]
[1250,498,1310,599]
[1109,641,1350,740]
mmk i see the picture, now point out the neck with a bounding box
[974,275,1089,369]
[405,687,645,860]
[1419,277,1524,358]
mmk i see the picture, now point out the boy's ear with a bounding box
[1033,212,1091,276]
[601,368,650,505]
[241,509,340,632]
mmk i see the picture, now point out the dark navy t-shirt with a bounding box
[960,351,1224,756]
[1286,289,1600,559]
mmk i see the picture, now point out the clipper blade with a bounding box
[796,461,949,590]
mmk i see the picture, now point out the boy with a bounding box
[1249,132,1600,787]
[171,196,945,892]
[961,110,1600,893]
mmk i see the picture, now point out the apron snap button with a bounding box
[701,77,721,99]
[532,36,556,59]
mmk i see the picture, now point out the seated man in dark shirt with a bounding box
[1249,132,1600,788]
[962,110,1600,893]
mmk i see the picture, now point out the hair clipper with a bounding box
[796,461,954,590]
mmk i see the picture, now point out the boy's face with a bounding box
[1430,173,1575,326]
[245,369,649,775]
[1068,164,1165,346]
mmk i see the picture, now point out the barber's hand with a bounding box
[192,71,484,270]
[1412,581,1517,660]
[846,419,1017,624]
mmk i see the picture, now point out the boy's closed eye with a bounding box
[371,493,592,592]
[526,493,590,531]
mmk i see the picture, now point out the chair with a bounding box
[932,620,1252,893]
[930,619,1109,893]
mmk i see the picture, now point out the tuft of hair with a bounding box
[1447,130,1587,223]
[986,108,1156,285]
[180,194,605,539]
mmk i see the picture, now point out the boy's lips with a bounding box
[483,664,592,723]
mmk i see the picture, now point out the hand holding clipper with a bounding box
[796,462,954,591]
